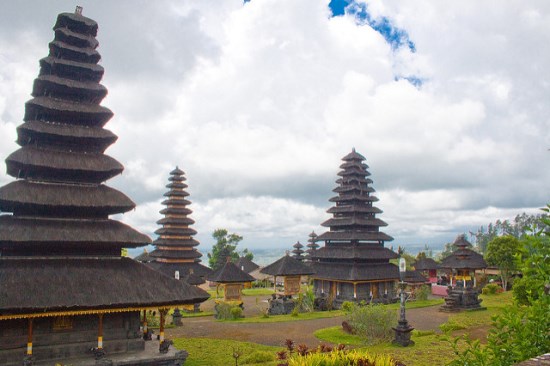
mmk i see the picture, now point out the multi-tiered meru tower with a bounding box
[0,10,208,366]
[147,167,212,285]
[310,149,399,308]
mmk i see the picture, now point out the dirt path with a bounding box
[166,297,451,348]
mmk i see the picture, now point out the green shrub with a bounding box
[216,301,243,320]
[481,283,501,295]
[241,350,275,364]
[230,306,243,320]
[439,320,466,333]
[341,301,355,313]
[345,303,397,345]
[416,285,430,301]
[287,348,397,366]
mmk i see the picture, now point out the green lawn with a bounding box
[173,338,283,366]
[219,309,345,323]
[207,287,275,298]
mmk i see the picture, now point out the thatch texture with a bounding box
[39,56,104,82]
[235,256,260,273]
[0,216,151,249]
[311,262,399,281]
[0,180,135,215]
[207,261,255,283]
[261,254,314,276]
[403,270,428,284]
[413,257,440,271]
[312,245,398,260]
[146,262,212,280]
[440,249,487,270]
[0,257,209,313]
[316,231,394,242]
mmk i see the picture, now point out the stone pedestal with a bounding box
[267,295,296,315]
[392,319,415,347]
[440,286,484,312]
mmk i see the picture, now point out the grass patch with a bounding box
[207,287,275,298]
[181,311,214,318]
[385,298,444,310]
[314,326,365,346]
[173,337,282,366]
[220,309,345,323]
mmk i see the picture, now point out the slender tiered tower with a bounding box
[305,231,319,262]
[147,167,212,284]
[0,10,207,365]
[291,241,305,262]
[310,149,399,307]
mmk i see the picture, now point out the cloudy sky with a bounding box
[0,0,548,258]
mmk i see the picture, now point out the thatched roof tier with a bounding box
[342,149,366,161]
[329,193,378,203]
[311,245,398,261]
[54,26,99,49]
[149,249,202,259]
[327,205,382,214]
[156,216,195,226]
[439,234,487,270]
[17,120,117,153]
[0,216,151,251]
[166,181,188,189]
[182,271,207,286]
[311,262,399,281]
[235,257,260,273]
[337,167,371,177]
[146,262,212,284]
[154,227,198,236]
[163,189,190,198]
[6,146,123,183]
[306,231,319,259]
[39,56,104,82]
[0,180,135,217]
[53,12,98,36]
[403,270,428,284]
[321,217,388,228]
[261,254,314,276]
[316,231,393,242]
[152,238,200,247]
[24,96,113,127]
[335,177,373,185]
[170,167,185,176]
[207,261,255,283]
[0,257,209,314]
[32,75,107,103]
[161,198,191,206]
[340,161,369,170]
[160,207,192,216]
[49,40,100,64]
[440,249,487,270]
[333,185,375,194]
[413,257,440,271]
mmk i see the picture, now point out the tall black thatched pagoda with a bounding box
[146,167,212,285]
[0,9,208,366]
[310,149,399,308]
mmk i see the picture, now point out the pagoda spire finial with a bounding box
[75,6,83,15]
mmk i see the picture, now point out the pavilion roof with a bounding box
[207,261,255,283]
[235,256,260,273]
[260,254,315,276]
[413,257,440,270]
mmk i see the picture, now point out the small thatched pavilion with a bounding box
[261,253,315,314]
[439,235,487,312]
[207,259,255,303]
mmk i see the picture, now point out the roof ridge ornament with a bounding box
[75,6,83,15]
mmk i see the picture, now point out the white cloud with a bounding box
[1,0,548,255]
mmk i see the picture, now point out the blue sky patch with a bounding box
[329,0,416,53]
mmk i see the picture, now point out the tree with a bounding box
[207,229,253,271]
[485,235,521,291]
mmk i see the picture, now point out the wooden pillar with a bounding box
[98,314,104,349]
[142,310,148,335]
[353,283,357,299]
[27,318,33,356]
[159,309,167,343]
[273,276,277,292]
